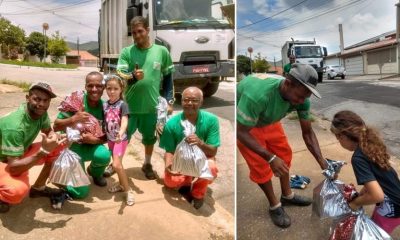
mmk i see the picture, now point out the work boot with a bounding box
[141,163,156,180]
[280,194,312,206]
[29,186,63,198]
[87,166,107,187]
[269,206,291,228]
[192,198,204,210]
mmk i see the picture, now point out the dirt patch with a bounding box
[0,84,23,93]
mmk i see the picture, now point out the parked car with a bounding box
[325,65,346,79]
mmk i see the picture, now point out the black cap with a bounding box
[288,63,321,98]
[29,82,57,98]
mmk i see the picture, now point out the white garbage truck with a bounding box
[99,0,235,97]
[281,39,327,82]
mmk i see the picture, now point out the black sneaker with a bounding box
[192,198,204,210]
[0,200,10,213]
[29,186,63,198]
[178,186,191,195]
[269,206,291,228]
[87,166,107,187]
[280,194,312,206]
[50,191,72,210]
[141,163,156,180]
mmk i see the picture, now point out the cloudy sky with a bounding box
[0,0,101,43]
[237,0,397,62]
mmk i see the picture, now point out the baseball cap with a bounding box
[29,82,57,98]
[288,63,321,98]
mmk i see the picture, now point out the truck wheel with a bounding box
[341,75,345,79]
[318,72,323,82]
[203,81,219,97]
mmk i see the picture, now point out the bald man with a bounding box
[159,87,219,209]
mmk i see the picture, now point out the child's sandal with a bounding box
[108,184,124,193]
[126,190,135,206]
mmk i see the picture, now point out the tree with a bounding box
[0,17,26,59]
[48,31,69,63]
[252,53,270,73]
[237,54,251,75]
[26,31,49,61]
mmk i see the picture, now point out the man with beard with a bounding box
[0,83,66,213]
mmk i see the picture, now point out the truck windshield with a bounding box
[294,46,322,58]
[154,0,231,29]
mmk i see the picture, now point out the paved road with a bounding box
[311,77,400,158]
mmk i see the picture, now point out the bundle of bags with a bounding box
[329,184,392,240]
[312,159,392,239]
[156,96,170,140]
[171,120,213,180]
[58,90,104,138]
[48,128,91,188]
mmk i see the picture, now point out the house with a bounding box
[66,50,98,67]
[324,30,397,75]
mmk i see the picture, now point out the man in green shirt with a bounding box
[53,72,111,199]
[237,64,328,228]
[0,83,66,213]
[116,16,175,180]
[160,87,219,209]
[283,55,296,77]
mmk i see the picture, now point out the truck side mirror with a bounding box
[126,7,139,36]
[323,47,327,57]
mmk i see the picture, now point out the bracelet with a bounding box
[39,147,50,155]
[268,154,277,164]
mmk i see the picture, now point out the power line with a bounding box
[2,0,97,15]
[240,0,367,39]
[238,0,310,29]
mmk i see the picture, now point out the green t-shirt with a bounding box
[0,103,51,159]
[117,44,174,114]
[283,63,292,74]
[159,110,220,153]
[57,93,104,123]
[237,76,311,127]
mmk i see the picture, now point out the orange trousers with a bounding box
[164,160,218,199]
[0,143,64,204]
[237,122,292,184]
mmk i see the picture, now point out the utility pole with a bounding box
[274,56,276,69]
[396,1,400,75]
[339,24,344,66]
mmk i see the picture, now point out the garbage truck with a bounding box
[99,0,235,97]
[281,39,327,82]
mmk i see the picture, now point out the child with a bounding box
[103,75,134,206]
[330,110,400,234]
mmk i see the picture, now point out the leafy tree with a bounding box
[0,17,25,59]
[26,31,49,60]
[252,53,270,73]
[48,31,69,63]
[237,54,251,75]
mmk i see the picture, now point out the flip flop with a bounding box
[291,175,311,185]
[290,178,306,189]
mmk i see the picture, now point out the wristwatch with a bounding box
[168,99,175,105]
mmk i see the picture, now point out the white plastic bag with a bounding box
[171,120,213,180]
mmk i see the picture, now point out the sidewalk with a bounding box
[237,116,400,240]
[0,91,234,240]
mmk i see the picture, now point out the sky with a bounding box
[237,0,397,63]
[0,0,101,43]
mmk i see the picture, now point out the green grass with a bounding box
[0,60,78,69]
[0,79,32,92]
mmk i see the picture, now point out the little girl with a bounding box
[331,110,400,234]
[103,74,134,206]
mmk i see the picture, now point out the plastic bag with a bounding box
[312,159,351,218]
[58,90,104,138]
[171,120,213,180]
[48,128,90,187]
[156,96,169,126]
[329,209,392,240]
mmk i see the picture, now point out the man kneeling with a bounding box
[160,87,219,209]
